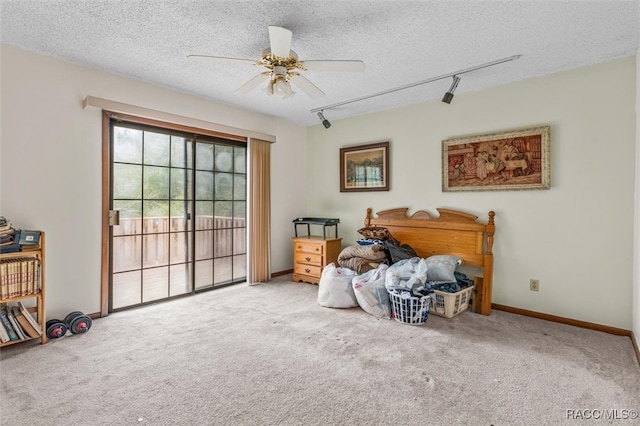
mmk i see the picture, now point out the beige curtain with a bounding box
[248,138,271,283]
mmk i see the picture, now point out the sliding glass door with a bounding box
[109,120,246,311]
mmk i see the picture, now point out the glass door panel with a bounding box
[192,142,247,290]
[143,267,169,303]
[111,125,194,310]
[112,271,141,310]
[170,263,192,296]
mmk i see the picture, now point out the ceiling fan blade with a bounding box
[188,54,256,66]
[234,73,270,95]
[289,74,325,99]
[301,60,365,72]
[268,26,292,58]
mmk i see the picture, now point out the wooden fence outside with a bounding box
[113,216,246,272]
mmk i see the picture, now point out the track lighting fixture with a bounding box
[442,75,461,104]
[310,55,521,117]
[317,111,331,129]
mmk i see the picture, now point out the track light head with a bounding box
[317,111,331,129]
[441,92,454,104]
[442,75,461,104]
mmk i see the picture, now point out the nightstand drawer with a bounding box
[295,252,322,266]
[294,241,323,255]
[294,263,322,277]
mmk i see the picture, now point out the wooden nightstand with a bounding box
[292,236,342,285]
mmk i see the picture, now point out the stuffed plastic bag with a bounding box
[384,257,428,292]
[317,263,359,308]
[352,264,391,319]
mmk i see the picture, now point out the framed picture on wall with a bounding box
[442,125,550,192]
[340,141,390,192]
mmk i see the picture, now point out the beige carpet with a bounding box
[1,274,639,425]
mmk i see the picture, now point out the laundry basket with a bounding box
[431,286,474,318]
[388,289,431,325]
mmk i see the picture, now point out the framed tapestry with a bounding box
[340,141,389,192]
[442,125,550,192]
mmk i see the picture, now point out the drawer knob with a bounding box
[305,256,311,261]
[305,268,311,273]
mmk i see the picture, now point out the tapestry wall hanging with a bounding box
[442,126,550,192]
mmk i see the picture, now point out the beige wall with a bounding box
[0,44,307,319]
[307,56,637,330]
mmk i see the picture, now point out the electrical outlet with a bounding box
[530,279,540,292]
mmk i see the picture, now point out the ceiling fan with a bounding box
[188,26,365,99]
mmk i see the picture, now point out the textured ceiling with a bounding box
[1,1,639,126]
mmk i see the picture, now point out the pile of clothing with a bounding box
[431,272,474,293]
[336,226,418,273]
[336,244,387,274]
[323,225,475,322]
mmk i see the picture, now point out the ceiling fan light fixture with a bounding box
[273,78,293,98]
[265,67,294,99]
[264,77,294,99]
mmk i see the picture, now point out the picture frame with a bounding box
[442,125,550,192]
[340,141,389,192]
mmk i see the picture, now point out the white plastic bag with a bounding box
[384,257,428,292]
[317,263,359,308]
[352,264,391,319]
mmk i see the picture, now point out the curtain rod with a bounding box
[82,95,276,143]
[310,54,522,113]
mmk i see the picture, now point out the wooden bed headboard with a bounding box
[365,207,495,315]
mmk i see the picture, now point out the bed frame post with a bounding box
[480,211,496,315]
[365,208,373,227]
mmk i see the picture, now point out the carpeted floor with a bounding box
[1,274,639,425]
